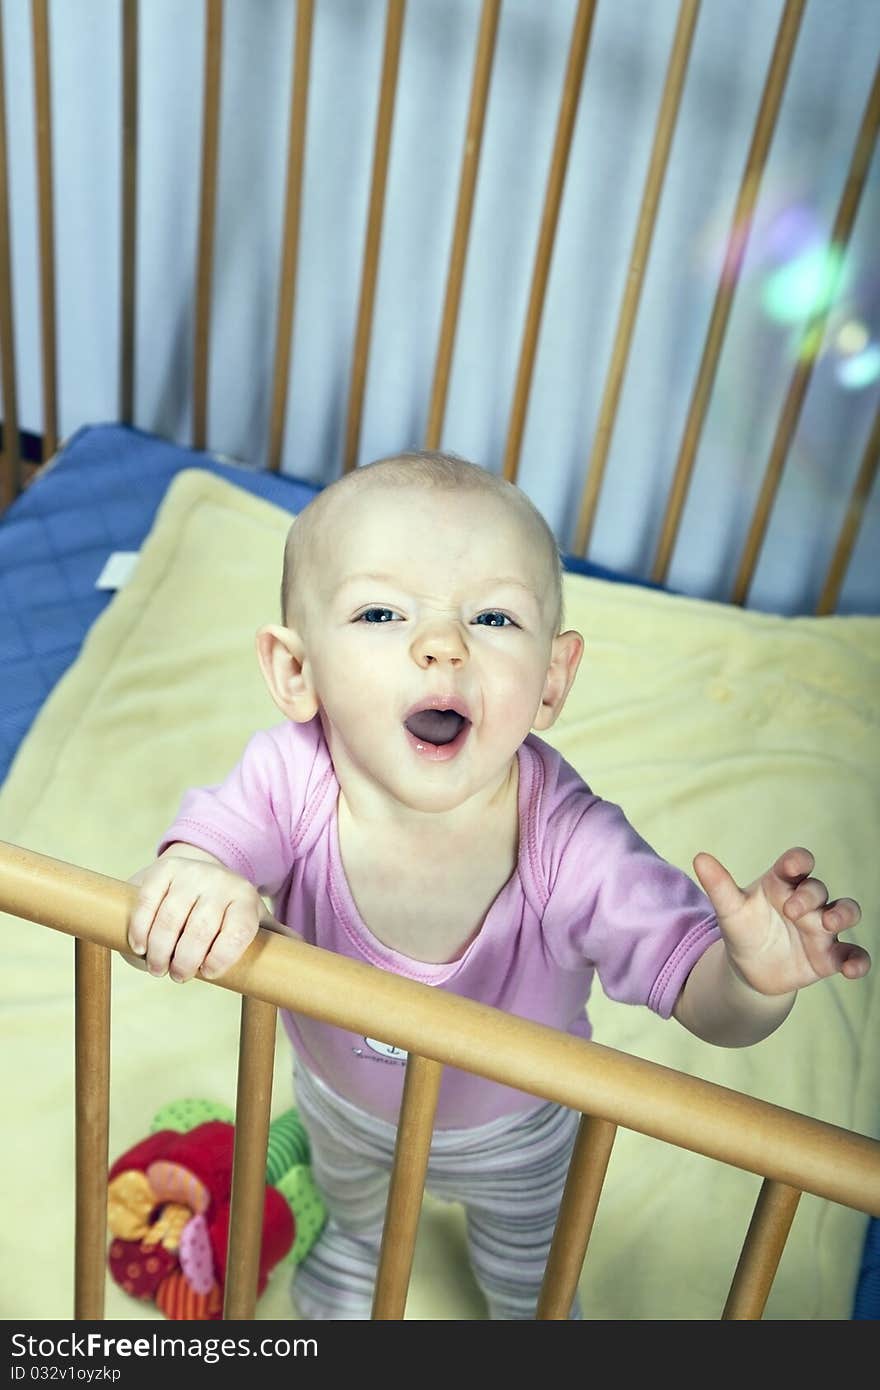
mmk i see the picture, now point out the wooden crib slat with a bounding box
[267,0,314,475]
[342,0,407,475]
[732,58,880,607]
[223,995,279,1320]
[0,0,21,508]
[722,1178,801,1319]
[372,1053,443,1319]
[572,0,700,556]
[120,0,138,425]
[651,0,806,585]
[537,1114,616,1319]
[31,0,57,461]
[817,401,880,615]
[424,0,502,451]
[193,0,224,452]
[266,0,314,474]
[74,940,111,1321]
[502,0,598,484]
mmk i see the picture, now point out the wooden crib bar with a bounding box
[373,1054,443,1319]
[342,0,407,475]
[651,0,806,586]
[193,0,223,452]
[732,55,880,607]
[502,0,597,485]
[120,0,138,426]
[224,995,279,1320]
[537,1113,616,1319]
[722,1178,802,1320]
[817,400,880,615]
[74,939,111,1320]
[30,0,57,462]
[572,0,700,558]
[0,0,19,508]
[268,0,315,476]
[424,0,502,452]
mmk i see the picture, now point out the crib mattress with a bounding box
[0,428,873,1317]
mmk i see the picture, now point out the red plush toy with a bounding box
[107,1100,325,1320]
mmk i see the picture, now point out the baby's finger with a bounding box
[127,873,174,955]
[772,847,815,888]
[168,902,225,983]
[821,897,862,935]
[143,888,199,977]
[199,901,260,981]
[783,876,828,921]
[836,942,871,980]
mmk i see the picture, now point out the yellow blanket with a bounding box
[1,468,877,1320]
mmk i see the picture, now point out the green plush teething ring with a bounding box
[266,1107,311,1183]
[146,1098,325,1266]
[149,1098,236,1133]
[275,1164,327,1265]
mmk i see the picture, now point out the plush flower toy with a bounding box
[107,1098,325,1319]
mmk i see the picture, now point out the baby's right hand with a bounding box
[127,852,264,984]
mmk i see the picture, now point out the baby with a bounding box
[127,450,868,1320]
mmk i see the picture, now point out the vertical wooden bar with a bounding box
[31,0,57,460]
[120,0,138,425]
[651,0,805,584]
[816,402,880,615]
[193,0,224,451]
[372,1054,442,1319]
[572,0,700,556]
[74,940,111,1321]
[0,0,21,508]
[722,1178,801,1319]
[502,0,598,483]
[223,995,278,1320]
[267,0,314,474]
[537,1114,616,1319]
[424,0,501,451]
[731,58,880,606]
[342,0,406,475]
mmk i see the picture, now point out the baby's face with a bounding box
[298,485,564,815]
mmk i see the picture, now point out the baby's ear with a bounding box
[255,625,319,723]
[532,629,584,732]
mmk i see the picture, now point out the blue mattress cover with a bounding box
[0,420,875,1318]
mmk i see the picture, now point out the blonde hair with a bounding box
[281,450,564,631]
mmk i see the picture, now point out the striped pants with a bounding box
[291,1062,582,1320]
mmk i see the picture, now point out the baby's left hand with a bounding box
[693,847,870,996]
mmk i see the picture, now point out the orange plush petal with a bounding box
[146,1160,211,1214]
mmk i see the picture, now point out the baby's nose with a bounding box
[410,620,468,668]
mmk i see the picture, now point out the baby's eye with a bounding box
[355,607,401,624]
[474,611,515,628]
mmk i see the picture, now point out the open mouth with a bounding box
[402,703,471,760]
[404,709,467,745]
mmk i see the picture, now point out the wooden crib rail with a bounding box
[3,836,879,1321]
[1,5,876,614]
